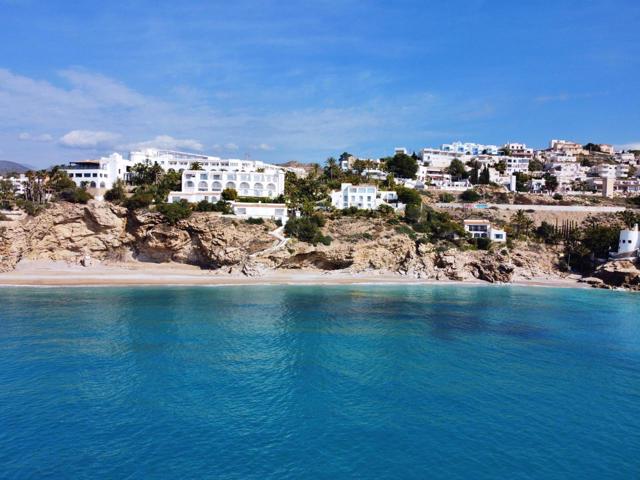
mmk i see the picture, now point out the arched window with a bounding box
[239,182,250,195]
[99,182,106,188]
[225,182,236,190]
[266,183,276,196]
[198,181,208,191]
[90,181,97,188]
[186,181,195,188]
[254,182,264,196]
[211,181,222,191]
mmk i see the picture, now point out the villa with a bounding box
[330,183,398,210]
[463,219,507,242]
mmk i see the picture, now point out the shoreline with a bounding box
[0,260,589,290]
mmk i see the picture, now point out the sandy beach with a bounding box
[0,259,586,289]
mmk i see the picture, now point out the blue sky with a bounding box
[1,0,639,168]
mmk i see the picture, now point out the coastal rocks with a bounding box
[0,201,130,270]
[593,260,640,290]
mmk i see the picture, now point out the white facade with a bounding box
[463,219,507,242]
[169,169,285,203]
[129,148,282,174]
[330,183,398,210]
[232,202,288,223]
[549,139,586,155]
[504,157,530,175]
[592,164,629,178]
[63,153,132,190]
[612,224,639,258]
[421,148,462,168]
[504,142,534,158]
[0,174,27,195]
[441,142,500,156]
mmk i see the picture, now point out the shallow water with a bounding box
[1,285,639,479]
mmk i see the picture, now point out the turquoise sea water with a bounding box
[0,285,639,479]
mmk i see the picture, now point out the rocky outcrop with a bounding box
[593,260,640,290]
[0,202,608,287]
[0,202,275,272]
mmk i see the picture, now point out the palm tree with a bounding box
[190,161,203,171]
[324,157,340,180]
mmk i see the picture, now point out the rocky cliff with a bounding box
[2,201,635,289]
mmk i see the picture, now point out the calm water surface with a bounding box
[0,285,639,479]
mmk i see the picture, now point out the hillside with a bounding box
[0,160,31,175]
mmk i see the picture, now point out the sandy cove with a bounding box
[0,259,586,289]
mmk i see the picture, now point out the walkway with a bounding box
[250,226,289,258]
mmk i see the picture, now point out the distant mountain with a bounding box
[276,161,315,172]
[0,160,32,175]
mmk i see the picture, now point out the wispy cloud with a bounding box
[616,142,640,151]
[534,92,607,103]
[126,135,204,151]
[18,132,53,142]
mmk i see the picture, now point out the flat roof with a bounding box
[464,219,491,224]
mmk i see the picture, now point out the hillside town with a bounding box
[1,138,640,289]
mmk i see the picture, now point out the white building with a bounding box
[129,148,282,174]
[549,139,586,156]
[63,153,132,190]
[463,219,507,242]
[592,164,629,178]
[0,174,27,195]
[168,169,285,203]
[504,157,530,175]
[441,142,500,156]
[231,202,288,223]
[421,148,462,168]
[610,224,639,259]
[330,183,398,210]
[504,142,534,158]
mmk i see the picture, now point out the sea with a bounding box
[0,285,639,479]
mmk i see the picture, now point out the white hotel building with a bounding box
[169,169,285,203]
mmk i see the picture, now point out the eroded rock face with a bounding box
[593,260,640,290]
[0,202,274,271]
[0,202,582,285]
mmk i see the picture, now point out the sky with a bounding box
[0,0,639,168]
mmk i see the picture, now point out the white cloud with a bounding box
[18,132,53,142]
[128,135,204,151]
[617,142,640,151]
[59,130,120,149]
[254,143,274,151]
[212,143,240,152]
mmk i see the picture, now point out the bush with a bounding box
[16,199,45,216]
[156,200,192,225]
[221,188,238,201]
[552,193,563,201]
[246,217,264,224]
[395,186,421,206]
[104,180,127,204]
[438,192,455,203]
[284,215,328,245]
[124,191,154,210]
[58,187,93,204]
[460,189,481,202]
[475,237,491,250]
[195,199,228,213]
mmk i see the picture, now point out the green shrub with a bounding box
[124,191,154,210]
[460,189,481,202]
[58,187,93,204]
[246,217,264,224]
[221,188,238,201]
[104,180,127,204]
[16,199,45,216]
[284,215,327,245]
[195,200,233,214]
[438,192,455,203]
[475,237,491,250]
[552,193,563,201]
[156,200,192,225]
